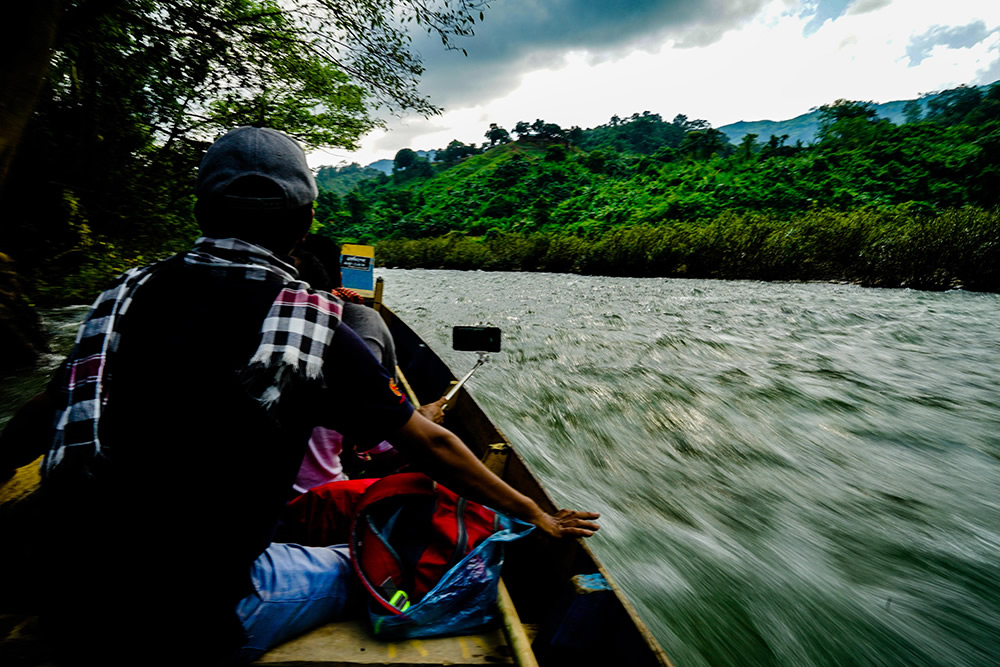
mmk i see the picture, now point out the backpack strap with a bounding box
[350,473,437,616]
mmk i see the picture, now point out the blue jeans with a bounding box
[235,543,358,661]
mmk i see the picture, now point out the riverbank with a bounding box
[375,207,999,293]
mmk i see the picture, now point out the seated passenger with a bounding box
[293,238,445,493]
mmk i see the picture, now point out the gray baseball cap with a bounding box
[196,127,318,210]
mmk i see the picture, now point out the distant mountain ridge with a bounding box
[716,82,998,145]
[717,100,911,146]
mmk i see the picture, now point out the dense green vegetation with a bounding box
[0,0,488,305]
[310,86,1000,292]
[316,164,387,197]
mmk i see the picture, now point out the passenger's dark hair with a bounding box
[301,235,343,288]
[295,250,333,291]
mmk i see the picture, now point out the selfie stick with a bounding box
[443,352,490,404]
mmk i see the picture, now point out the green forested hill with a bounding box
[315,164,386,197]
[312,84,1000,292]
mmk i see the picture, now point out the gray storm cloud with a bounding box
[906,21,997,67]
[407,0,774,110]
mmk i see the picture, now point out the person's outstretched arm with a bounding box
[388,410,599,539]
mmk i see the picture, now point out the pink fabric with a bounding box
[294,427,347,495]
[366,440,395,455]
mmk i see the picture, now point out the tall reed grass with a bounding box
[376,207,999,291]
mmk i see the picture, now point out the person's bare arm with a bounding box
[388,410,599,539]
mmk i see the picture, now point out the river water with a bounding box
[4,270,999,666]
[381,269,1000,667]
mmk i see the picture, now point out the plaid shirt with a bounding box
[44,237,343,481]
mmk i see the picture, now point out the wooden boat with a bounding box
[0,281,672,667]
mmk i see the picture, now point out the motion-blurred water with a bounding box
[382,269,1000,667]
[4,271,999,666]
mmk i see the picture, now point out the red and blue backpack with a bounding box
[349,472,534,638]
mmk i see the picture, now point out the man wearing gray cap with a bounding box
[38,126,599,664]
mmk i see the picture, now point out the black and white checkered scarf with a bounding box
[43,237,343,481]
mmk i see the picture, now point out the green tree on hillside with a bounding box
[394,148,419,171]
[436,140,482,163]
[577,112,688,154]
[816,99,881,145]
[315,191,343,226]
[315,163,384,196]
[485,123,511,146]
[738,133,759,161]
[926,85,983,125]
[672,114,710,131]
[393,149,433,182]
[903,100,923,123]
[344,190,370,226]
[759,134,799,159]
[680,128,731,159]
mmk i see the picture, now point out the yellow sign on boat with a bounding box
[340,244,374,298]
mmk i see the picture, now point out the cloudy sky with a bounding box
[308,0,1000,168]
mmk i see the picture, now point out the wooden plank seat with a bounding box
[254,618,522,666]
